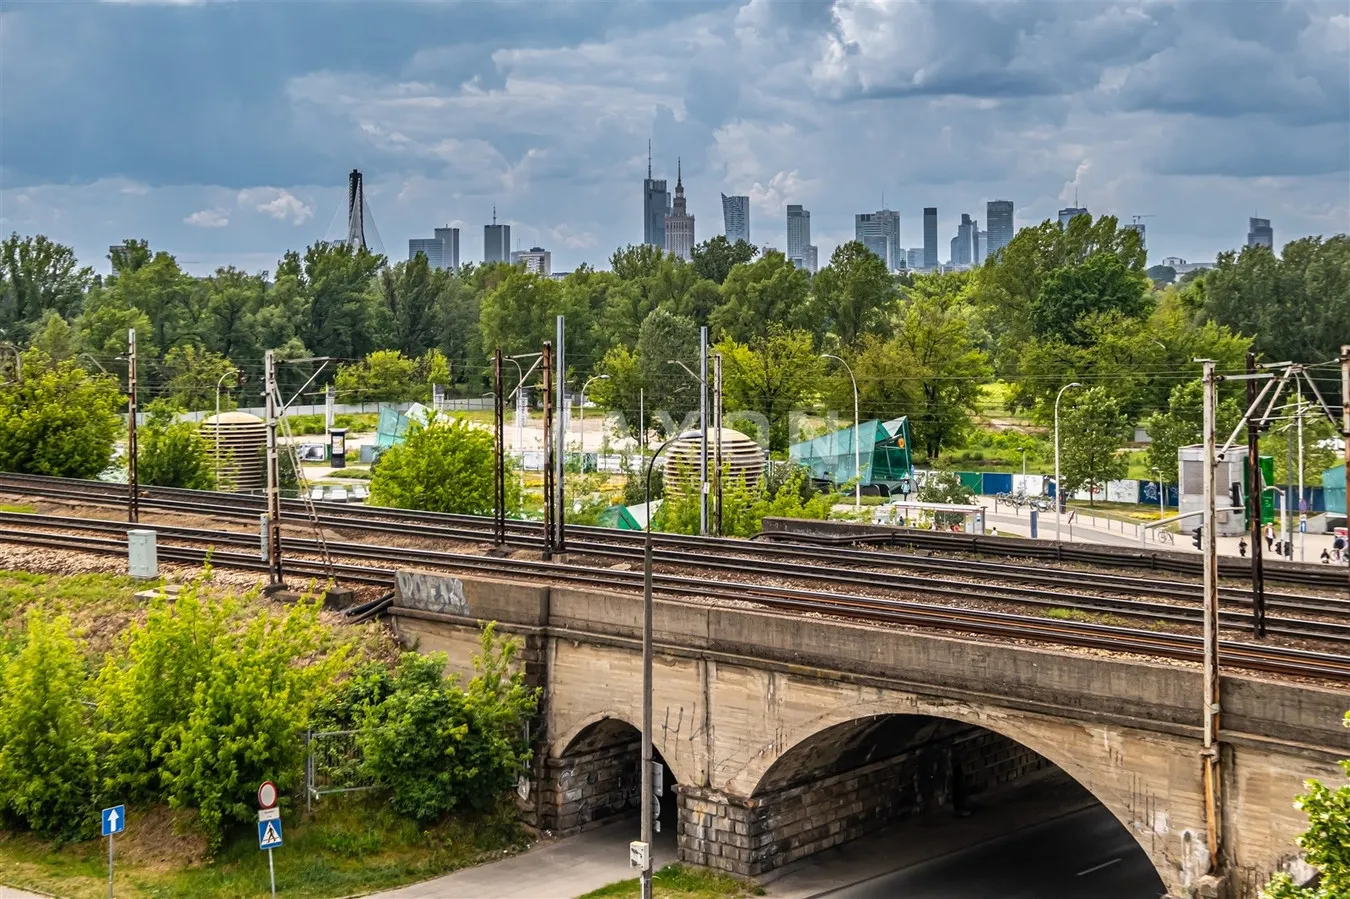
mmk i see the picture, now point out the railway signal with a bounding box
[1191,526,1203,551]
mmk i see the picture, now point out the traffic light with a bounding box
[1191,526,1203,551]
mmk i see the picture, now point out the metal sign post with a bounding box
[258,781,281,898]
[101,804,125,898]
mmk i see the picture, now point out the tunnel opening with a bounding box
[547,717,676,837]
[729,714,1169,897]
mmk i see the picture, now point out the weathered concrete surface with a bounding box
[390,569,1350,898]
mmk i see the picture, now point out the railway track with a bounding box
[3,474,1344,617]
[4,510,1350,683]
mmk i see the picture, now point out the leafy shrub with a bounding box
[97,585,351,849]
[0,349,123,479]
[370,414,519,515]
[359,626,538,824]
[137,400,217,489]
[0,612,97,838]
[1262,713,1350,898]
[657,465,834,537]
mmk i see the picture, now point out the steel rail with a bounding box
[4,513,1350,681]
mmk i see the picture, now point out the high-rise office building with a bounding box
[922,207,938,270]
[643,142,671,250]
[484,207,510,263]
[985,200,1013,259]
[950,213,978,267]
[855,209,902,270]
[1247,217,1273,250]
[787,205,811,263]
[804,245,818,274]
[410,226,460,271]
[664,159,696,261]
[975,229,987,265]
[1058,207,1089,228]
[722,194,750,244]
[1122,222,1146,252]
[906,248,924,271]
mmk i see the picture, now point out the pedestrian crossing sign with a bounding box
[258,818,283,850]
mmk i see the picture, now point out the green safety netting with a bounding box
[788,417,914,487]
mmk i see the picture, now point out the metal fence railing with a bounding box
[304,728,379,812]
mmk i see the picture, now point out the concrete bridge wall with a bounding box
[389,570,1350,898]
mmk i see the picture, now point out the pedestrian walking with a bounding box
[1321,549,1331,564]
[1264,524,1274,551]
[1238,538,1247,558]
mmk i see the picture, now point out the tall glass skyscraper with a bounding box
[484,207,510,263]
[664,160,695,261]
[985,200,1014,259]
[787,204,811,260]
[855,209,901,270]
[922,207,938,270]
[409,225,460,271]
[1058,206,1089,229]
[722,194,750,244]
[1247,218,1273,250]
[643,142,670,250]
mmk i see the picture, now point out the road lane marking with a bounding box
[1076,858,1123,877]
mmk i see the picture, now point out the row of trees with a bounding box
[0,582,537,845]
[3,223,1344,478]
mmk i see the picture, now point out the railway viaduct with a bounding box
[387,569,1350,899]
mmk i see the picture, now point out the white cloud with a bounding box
[184,208,229,228]
[236,187,314,225]
[548,224,597,250]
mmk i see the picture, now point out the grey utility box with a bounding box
[127,529,159,580]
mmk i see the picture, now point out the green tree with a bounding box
[0,233,92,343]
[1030,251,1150,344]
[285,243,386,362]
[636,309,700,437]
[591,346,644,439]
[0,350,123,478]
[711,250,811,343]
[27,310,77,362]
[437,273,486,391]
[137,401,217,490]
[160,344,239,411]
[1057,386,1130,505]
[718,327,823,453]
[200,267,268,362]
[1201,237,1350,406]
[359,629,539,824]
[101,247,202,354]
[691,236,758,285]
[0,612,97,838]
[811,241,895,347]
[1261,713,1349,899]
[657,464,833,536]
[371,415,517,514]
[381,255,443,358]
[1142,380,1244,485]
[334,349,421,403]
[917,470,976,528]
[479,271,565,359]
[1146,264,1176,285]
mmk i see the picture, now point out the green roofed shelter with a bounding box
[789,417,915,491]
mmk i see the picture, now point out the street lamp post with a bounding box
[1054,382,1083,543]
[640,437,679,899]
[1151,467,1165,521]
[214,367,241,488]
[822,354,861,512]
[578,375,609,468]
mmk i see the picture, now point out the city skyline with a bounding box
[2,2,1344,276]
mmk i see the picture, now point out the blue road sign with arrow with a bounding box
[258,818,283,850]
[101,805,125,836]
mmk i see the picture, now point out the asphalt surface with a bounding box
[815,805,1167,899]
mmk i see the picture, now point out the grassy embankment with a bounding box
[576,864,763,899]
[0,570,527,899]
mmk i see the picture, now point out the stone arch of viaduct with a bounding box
[389,571,1350,899]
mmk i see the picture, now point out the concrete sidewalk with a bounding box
[364,819,676,899]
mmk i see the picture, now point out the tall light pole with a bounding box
[639,436,679,899]
[667,359,709,535]
[214,367,241,489]
[1151,466,1165,521]
[822,354,861,512]
[1054,382,1083,543]
[579,375,609,464]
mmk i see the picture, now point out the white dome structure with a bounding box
[662,428,766,496]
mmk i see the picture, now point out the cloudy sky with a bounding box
[1,0,1347,276]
